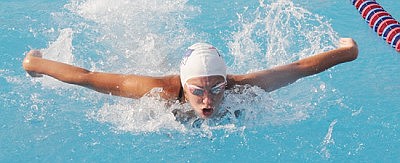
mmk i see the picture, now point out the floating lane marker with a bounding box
[382,24,400,40]
[365,8,385,23]
[378,19,398,36]
[362,4,382,19]
[386,27,400,44]
[396,39,400,51]
[353,0,400,52]
[391,33,400,48]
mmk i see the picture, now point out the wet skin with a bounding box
[184,75,225,119]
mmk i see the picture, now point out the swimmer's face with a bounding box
[184,75,226,119]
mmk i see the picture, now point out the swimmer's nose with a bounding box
[202,92,213,106]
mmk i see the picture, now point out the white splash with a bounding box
[65,0,199,75]
[32,0,343,134]
[320,119,338,159]
[87,100,186,133]
[42,28,74,64]
[228,0,338,74]
[36,28,76,89]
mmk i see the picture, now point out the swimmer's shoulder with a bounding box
[226,74,244,89]
[159,75,182,100]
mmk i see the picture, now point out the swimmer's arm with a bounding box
[22,50,181,99]
[228,38,358,92]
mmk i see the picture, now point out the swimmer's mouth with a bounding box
[202,108,214,117]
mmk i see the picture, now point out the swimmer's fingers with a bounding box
[26,70,43,77]
[27,49,43,58]
[339,38,358,61]
[23,50,43,77]
[339,38,358,49]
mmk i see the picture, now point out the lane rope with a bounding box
[352,0,400,52]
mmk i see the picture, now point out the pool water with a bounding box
[1,0,400,162]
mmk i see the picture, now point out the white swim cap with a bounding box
[180,43,227,86]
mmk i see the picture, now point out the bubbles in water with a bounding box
[24,93,47,125]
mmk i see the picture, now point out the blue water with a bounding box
[1,0,400,162]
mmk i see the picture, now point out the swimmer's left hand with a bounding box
[338,38,358,61]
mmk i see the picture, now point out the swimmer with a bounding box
[22,38,358,119]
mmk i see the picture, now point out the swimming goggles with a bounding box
[185,82,226,96]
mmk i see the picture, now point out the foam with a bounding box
[228,0,338,74]
[65,0,199,75]
[34,0,342,135]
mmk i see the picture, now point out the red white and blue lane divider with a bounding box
[352,0,400,52]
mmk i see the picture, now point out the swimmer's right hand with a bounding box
[23,50,43,77]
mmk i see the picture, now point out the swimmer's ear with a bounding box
[24,50,43,77]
